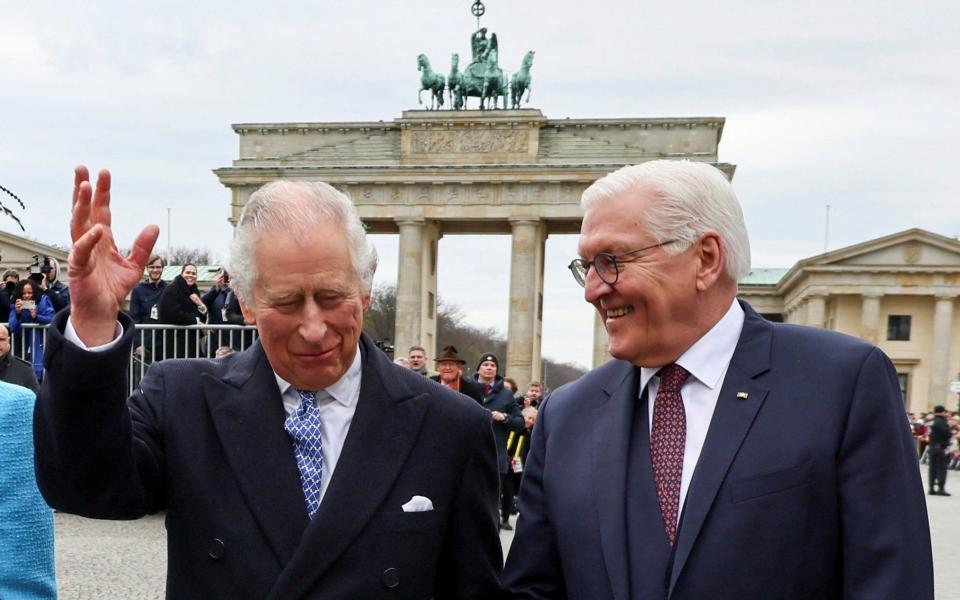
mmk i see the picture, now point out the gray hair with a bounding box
[581,160,751,281]
[521,406,538,419]
[228,180,378,304]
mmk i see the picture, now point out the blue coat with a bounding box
[9,295,54,380]
[502,301,933,599]
[0,381,56,599]
[34,311,502,599]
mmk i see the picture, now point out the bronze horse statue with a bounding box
[448,53,464,110]
[510,50,535,109]
[417,54,445,110]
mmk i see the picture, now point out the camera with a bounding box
[28,254,53,283]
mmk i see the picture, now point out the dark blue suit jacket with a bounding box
[502,302,933,599]
[34,311,502,599]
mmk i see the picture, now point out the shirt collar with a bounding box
[639,298,745,393]
[274,345,363,408]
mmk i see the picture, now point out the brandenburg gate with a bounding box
[213,109,734,385]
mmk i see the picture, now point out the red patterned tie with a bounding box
[650,364,690,547]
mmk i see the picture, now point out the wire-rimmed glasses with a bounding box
[568,240,678,287]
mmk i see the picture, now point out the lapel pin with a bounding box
[736,392,749,400]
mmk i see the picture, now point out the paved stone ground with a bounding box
[54,467,958,598]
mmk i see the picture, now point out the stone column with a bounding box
[395,219,425,360]
[420,222,441,360]
[929,295,956,408]
[860,293,882,344]
[506,218,546,387]
[592,311,611,368]
[806,295,826,328]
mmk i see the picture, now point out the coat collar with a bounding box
[591,360,638,600]
[267,332,429,599]
[203,340,309,566]
[668,300,771,596]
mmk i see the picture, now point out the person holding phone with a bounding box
[8,279,54,381]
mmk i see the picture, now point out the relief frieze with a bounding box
[410,129,529,154]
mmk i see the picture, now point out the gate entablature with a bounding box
[214,109,735,384]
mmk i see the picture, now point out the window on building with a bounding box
[886,315,911,341]
[897,373,909,406]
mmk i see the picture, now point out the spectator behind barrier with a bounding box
[8,280,54,381]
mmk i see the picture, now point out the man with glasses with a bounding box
[128,254,167,358]
[502,160,933,598]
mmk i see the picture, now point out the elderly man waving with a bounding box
[34,167,502,599]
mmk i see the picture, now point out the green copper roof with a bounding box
[739,268,789,286]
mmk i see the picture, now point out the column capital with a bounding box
[861,292,883,300]
[934,293,959,302]
[395,217,426,227]
[508,216,541,226]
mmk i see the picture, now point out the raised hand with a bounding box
[68,166,160,346]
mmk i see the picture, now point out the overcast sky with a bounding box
[2,1,958,370]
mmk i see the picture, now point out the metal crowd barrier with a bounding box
[15,322,259,395]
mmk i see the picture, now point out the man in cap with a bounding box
[431,345,483,403]
[474,352,523,530]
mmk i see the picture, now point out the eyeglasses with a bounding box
[147,266,164,270]
[568,239,678,287]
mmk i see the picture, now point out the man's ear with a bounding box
[361,289,372,311]
[695,232,725,292]
[239,299,256,325]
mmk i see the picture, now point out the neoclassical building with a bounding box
[739,228,960,412]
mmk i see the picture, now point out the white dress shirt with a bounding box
[639,298,744,522]
[274,350,362,503]
[64,317,363,504]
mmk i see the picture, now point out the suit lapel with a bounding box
[203,342,309,567]
[668,303,771,596]
[592,362,638,600]
[269,334,428,599]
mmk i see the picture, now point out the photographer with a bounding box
[35,257,70,313]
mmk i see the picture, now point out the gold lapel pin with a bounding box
[736,392,749,399]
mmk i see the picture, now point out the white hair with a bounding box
[228,180,378,304]
[580,160,751,281]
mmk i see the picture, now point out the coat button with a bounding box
[208,538,225,559]
[381,567,400,589]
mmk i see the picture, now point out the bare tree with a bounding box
[362,285,586,387]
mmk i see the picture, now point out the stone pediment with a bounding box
[801,228,960,269]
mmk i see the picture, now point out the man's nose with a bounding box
[298,300,328,343]
[583,267,612,304]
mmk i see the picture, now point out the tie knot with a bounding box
[658,364,690,393]
[297,389,318,404]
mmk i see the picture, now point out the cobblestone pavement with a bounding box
[54,467,958,598]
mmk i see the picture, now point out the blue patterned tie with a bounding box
[285,389,325,518]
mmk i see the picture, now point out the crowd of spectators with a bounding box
[402,343,544,529]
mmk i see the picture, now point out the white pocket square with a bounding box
[401,495,434,513]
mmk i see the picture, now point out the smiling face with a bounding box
[20,283,34,301]
[437,360,461,384]
[239,223,370,391]
[578,189,706,368]
[147,259,164,282]
[181,265,198,287]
